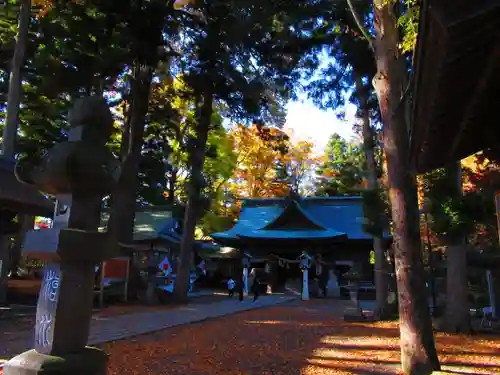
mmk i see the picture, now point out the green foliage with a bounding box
[360,186,390,236]
[139,75,237,209]
[315,133,365,196]
[422,167,485,241]
[397,0,420,54]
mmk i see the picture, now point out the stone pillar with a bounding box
[486,269,496,318]
[299,252,312,301]
[4,97,119,375]
[327,269,340,298]
[242,253,251,295]
[265,261,273,294]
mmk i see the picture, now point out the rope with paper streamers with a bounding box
[269,254,337,268]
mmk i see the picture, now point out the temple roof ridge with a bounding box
[260,199,328,231]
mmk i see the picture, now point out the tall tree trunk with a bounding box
[0,235,10,305]
[1,0,31,159]
[173,91,213,303]
[371,2,440,373]
[354,71,389,320]
[444,161,470,333]
[2,0,34,303]
[108,65,153,246]
[168,169,177,205]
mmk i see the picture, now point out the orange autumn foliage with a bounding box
[227,124,316,199]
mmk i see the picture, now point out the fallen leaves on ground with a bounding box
[104,299,500,375]
[96,295,227,318]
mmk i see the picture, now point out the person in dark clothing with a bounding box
[238,276,244,302]
[251,278,260,302]
[318,277,327,298]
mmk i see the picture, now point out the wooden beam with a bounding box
[448,35,500,161]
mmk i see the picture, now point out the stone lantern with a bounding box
[4,97,119,375]
[343,264,364,318]
[299,251,312,301]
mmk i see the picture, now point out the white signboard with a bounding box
[23,228,61,261]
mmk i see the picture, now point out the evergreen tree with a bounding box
[315,133,365,196]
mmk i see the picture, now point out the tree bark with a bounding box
[0,235,10,305]
[108,65,153,246]
[0,209,18,305]
[173,91,213,303]
[443,162,471,333]
[1,0,31,159]
[371,2,440,373]
[354,71,388,320]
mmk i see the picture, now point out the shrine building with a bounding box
[210,196,392,293]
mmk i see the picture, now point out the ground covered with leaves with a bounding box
[103,299,500,375]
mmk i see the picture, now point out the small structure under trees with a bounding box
[410,0,500,173]
[0,157,53,304]
[410,0,500,333]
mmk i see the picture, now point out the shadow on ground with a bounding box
[102,299,500,375]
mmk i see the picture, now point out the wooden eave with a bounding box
[410,0,500,173]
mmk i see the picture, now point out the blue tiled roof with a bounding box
[210,196,391,242]
[301,197,390,240]
[211,203,284,241]
[239,229,347,240]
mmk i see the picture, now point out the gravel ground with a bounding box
[103,299,500,375]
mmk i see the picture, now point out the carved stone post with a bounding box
[299,252,312,301]
[4,97,119,375]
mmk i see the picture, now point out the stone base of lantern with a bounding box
[3,347,108,375]
[343,308,366,322]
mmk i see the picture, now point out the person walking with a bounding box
[251,277,260,302]
[227,277,235,298]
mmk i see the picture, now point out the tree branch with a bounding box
[346,0,375,52]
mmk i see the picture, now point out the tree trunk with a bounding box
[0,235,10,305]
[444,244,470,332]
[1,0,31,159]
[372,2,440,373]
[167,169,177,205]
[108,65,153,246]
[354,70,389,320]
[444,162,471,333]
[173,91,213,303]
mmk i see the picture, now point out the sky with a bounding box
[283,97,358,155]
[281,51,358,155]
